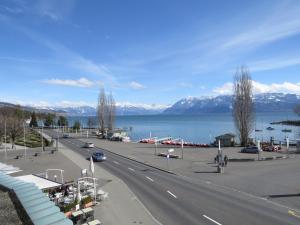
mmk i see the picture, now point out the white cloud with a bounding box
[129,81,145,90]
[213,82,234,95]
[221,5,300,50]
[249,57,300,72]
[213,81,300,95]
[178,82,193,88]
[252,81,300,94]
[43,77,94,88]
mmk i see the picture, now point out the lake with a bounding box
[68,112,300,143]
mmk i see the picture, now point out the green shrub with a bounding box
[81,196,92,206]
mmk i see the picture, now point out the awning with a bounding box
[15,174,62,190]
[0,162,22,174]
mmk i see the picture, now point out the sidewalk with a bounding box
[58,142,160,225]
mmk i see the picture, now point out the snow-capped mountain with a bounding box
[2,93,299,116]
[43,103,169,116]
[163,93,300,114]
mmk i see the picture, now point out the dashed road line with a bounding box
[167,190,177,199]
[113,161,120,165]
[203,215,222,225]
[128,167,135,172]
[146,176,154,182]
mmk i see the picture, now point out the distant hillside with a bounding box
[163,93,300,114]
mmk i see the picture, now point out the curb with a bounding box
[229,155,289,162]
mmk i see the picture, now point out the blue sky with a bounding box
[0,0,300,107]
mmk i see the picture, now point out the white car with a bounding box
[84,142,95,148]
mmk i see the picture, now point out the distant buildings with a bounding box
[215,133,236,147]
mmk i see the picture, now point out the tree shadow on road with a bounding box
[194,171,218,174]
[267,193,300,198]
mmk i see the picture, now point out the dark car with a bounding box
[92,151,107,162]
[63,134,70,138]
[241,146,259,153]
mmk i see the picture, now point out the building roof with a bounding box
[215,133,236,139]
[0,172,72,225]
[15,174,62,190]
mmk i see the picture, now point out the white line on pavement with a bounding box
[113,161,120,165]
[203,215,222,225]
[146,176,154,182]
[128,167,135,171]
[167,190,177,199]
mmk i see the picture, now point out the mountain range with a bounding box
[164,93,300,114]
[1,93,300,116]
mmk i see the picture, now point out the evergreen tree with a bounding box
[29,112,38,127]
[58,116,68,127]
[44,113,55,127]
[73,121,81,130]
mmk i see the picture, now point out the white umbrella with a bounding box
[77,181,81,204]
[90,156,95,177]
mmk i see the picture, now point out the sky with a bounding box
[0,0,300,108]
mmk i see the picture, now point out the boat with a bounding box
[266,127,275,131]
[255,129,262,132]
[282,129,292,133]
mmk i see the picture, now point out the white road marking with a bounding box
[203,215,222,225]
[128,167,135,171]
[146,176,154,182]
[167,190,177,199]
[113,161,119,165]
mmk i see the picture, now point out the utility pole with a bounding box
[257,139,261,160]
[4,120,7,160]
[41,126,44,151]
[23,122,26,159]
[154,141,157,156]
[181,139,184,159]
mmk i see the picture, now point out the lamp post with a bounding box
[257,139,261,160]
[181,139,184,159]
[41,125,44,151]
[167,148,174,171]
[4,120,7,160]
[23,122,27,159]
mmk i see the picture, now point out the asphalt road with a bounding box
[47,130,300,225]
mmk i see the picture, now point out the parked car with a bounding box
[241,146,259,153]
[63,134,70,138]
[262,145,281,152]
[84,142,95,148]
[92,151,107,162]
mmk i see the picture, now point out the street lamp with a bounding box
[167,148,174,171]
[23,122,27,159]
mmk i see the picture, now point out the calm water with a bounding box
[68,112,300,143]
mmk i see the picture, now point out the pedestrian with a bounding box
[224,155,228,166]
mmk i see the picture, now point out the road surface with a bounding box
[47,130,300,225]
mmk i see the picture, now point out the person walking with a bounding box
[224,155,228,167]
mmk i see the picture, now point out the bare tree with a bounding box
[107,92,116,132]
[0,106,25,149]
[232,66,255,146]
[97,88,107,137]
